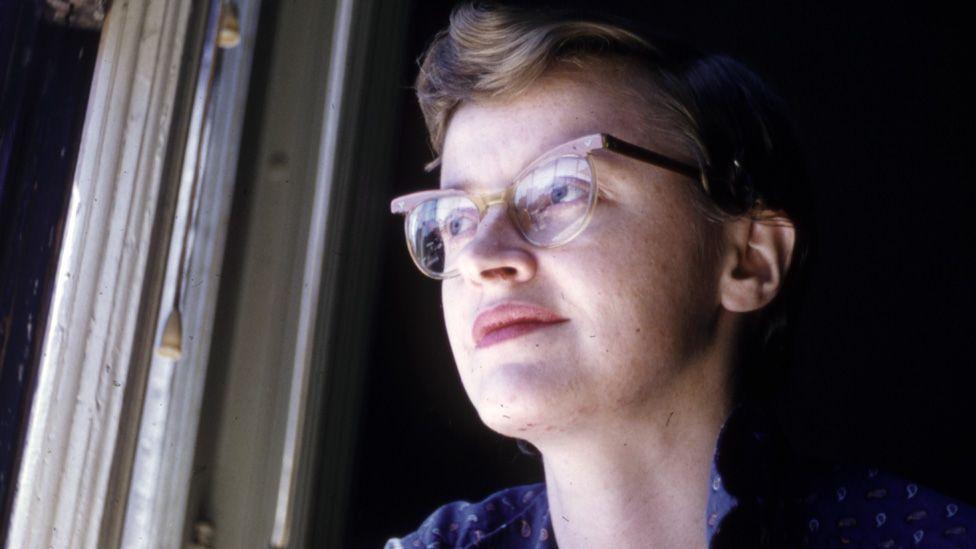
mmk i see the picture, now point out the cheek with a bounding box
[441,280,468,355]
[572,203,716,365]
[441,281,483,407]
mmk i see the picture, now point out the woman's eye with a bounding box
[522,178,588,216]
[530,177,586,212]
[549,179,586,204]
[445,212,477,237]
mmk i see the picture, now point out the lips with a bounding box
[472,302,569,349]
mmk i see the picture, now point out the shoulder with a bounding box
[708,403,976,548]
[791,462,976,548]
[385,483,551,549]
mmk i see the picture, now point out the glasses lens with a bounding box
[513,155,596,246]
[405,195,479,277]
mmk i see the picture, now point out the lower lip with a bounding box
[476,320,569,349]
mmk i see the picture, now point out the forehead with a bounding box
[439,66,664,192]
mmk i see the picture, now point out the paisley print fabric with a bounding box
[386,404,975,548]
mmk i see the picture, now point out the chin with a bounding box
[468,369,582,439]
[476,402,544,438]
[458,348,592,432]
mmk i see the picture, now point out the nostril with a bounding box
[482,266,517,280]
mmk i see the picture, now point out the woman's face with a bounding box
[439,68,728,442]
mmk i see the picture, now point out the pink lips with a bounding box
[472,302,569,349]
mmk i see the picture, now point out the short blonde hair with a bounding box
[416,4,656,169]
[415,1,815,404]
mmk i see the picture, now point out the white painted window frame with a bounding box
[6,0,202,547]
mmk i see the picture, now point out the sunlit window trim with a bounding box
[7,1,195,547]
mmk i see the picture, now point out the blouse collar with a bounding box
[706,402,744,542]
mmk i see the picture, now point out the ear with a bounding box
[718,213,796,313]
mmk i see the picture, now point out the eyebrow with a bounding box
[440,179,498,194]
[438,147,554,193]
[441,155,621,195]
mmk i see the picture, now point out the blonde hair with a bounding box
[417,3,662,171]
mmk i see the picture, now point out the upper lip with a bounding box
[472,302,569,347]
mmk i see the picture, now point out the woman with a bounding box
[386,3,974,547]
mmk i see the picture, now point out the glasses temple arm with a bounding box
[603,135,702,181]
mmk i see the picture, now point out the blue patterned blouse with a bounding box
[385,403,975,548]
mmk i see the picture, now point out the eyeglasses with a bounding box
[390,133,703,279]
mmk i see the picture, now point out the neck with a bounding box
[537,364,733,549]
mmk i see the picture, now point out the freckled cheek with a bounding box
[574,239,691,362]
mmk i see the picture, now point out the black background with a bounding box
[345,2,974,547]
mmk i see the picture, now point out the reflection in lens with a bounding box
[419,220,444,273]
[514,156,595,246]
[407,196,479,276]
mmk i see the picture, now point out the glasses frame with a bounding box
[390,133,704,279]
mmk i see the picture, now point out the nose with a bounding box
[454,203,537,286]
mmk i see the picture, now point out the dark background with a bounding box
[345,1,974,546]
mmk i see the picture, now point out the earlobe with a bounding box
[719,214,796,313]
